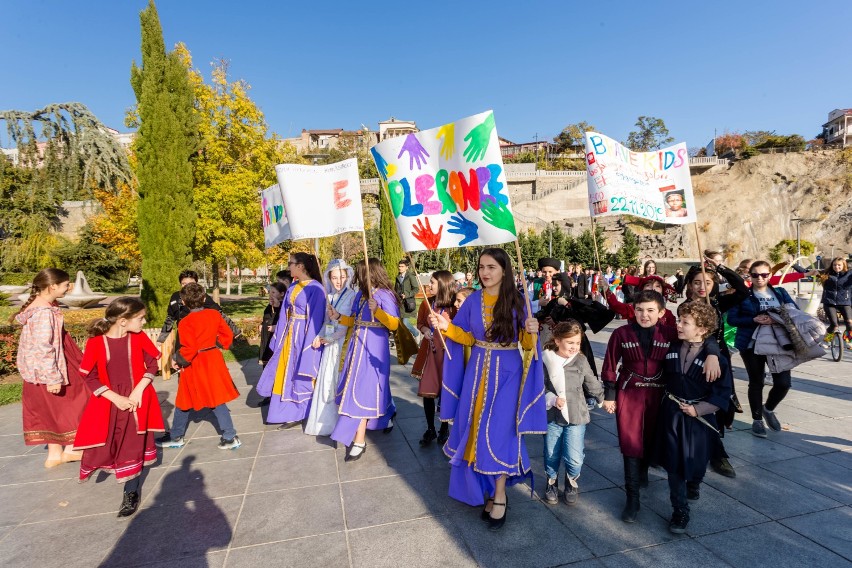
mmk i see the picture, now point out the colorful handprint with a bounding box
[371,147,390,180]
[447,213,479,246]
[436,123,455,160]
[398,133,430,170]
[482,199,517,235]
[462,112,496,163]
[411,217,443,250]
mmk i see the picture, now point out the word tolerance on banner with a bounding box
[260,184,291,248]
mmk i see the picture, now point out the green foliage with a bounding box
[378,183,405,276]
[769,239,814,263]
[626,116,674,151]
[0,292,9,307]
[0,384,23,406]
[552,122,595,153]
[51,227,130,292]
[131,0,199,324]
[0,272,37,285]
[568,224,607,269]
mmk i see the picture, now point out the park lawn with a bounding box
[221,298,267,320]
[0,383,22,406]
[223,338,259,363]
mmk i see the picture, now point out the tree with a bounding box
[768,239,814,263]
[52,226,129,292]
[552,121,596,154]
[378,183,405,276]
[130,0,199,323]
[626,116,675,151]
[714,131,744,156]
[90,180,141,273]
[608,227,640,268]
[567,224,606,269]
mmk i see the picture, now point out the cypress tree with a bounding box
[378,182,405,276]
[130,0,198,323]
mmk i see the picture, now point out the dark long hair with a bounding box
[353,258,398,299]
[479,248,525,345]
[10,268,70,323]
[88,297,146,336]
[684,266,720,300]
[292,252,323,282]
[430,270,455,311]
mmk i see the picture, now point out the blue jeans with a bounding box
[544,421,586,479]
[170,404,237,440]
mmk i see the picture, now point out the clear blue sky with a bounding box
[2,0,849,148]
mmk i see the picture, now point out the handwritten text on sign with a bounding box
[261,184,291,248]
[585,132,695,225]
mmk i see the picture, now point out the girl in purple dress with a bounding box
[256,253,326,428]
[430,248,546,531]
[329,258,399,461]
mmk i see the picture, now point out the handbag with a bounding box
[403,296,416,313]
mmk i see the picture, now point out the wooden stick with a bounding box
[590,216,602,272]
[360,230,374,320]
[693,222,711,305]
[513,239,539,360]
[408,252,451,360]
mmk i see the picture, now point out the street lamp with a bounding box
[791,217,817,259]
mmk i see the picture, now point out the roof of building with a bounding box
[305,129,345,135]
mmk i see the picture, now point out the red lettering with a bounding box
[333,180,351,209]
[457,169,481,211]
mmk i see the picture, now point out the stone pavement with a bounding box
[0,322,849,568]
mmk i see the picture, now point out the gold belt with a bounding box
[474,339,519,350]
[287,313,306,320]
[355,319,383,328]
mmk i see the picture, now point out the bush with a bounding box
[0,384,23,406]
[0,272,36,285]
[0,328,17,376]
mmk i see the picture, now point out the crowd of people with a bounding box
[10,249,849,533]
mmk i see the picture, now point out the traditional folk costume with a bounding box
[604,275,677,330]
[74,333,165,482]
[656,339,732,528]
[16,305,90,446]
[259,302,282,365]
[411,298,454,445]
[257,279,326,424]
[305,260,356,437]
[330,288,399,447]
[439,290,546,506]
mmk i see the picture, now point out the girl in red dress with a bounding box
[74,297,165,518]
[13,268,89,468]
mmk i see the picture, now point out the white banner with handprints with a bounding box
[274,158,365,240]
[585,132,695,225]
[261,184,291,248]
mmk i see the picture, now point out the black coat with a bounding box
[821,270,852,306]
[157,291,241,342]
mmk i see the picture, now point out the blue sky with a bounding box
[2,0,849,148]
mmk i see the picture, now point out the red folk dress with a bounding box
[74,333,165,483]
[175,309,238,411]
[411,300,454,398]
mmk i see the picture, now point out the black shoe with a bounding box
[480,497,494,522]
[687,482,700,501]
[488,497,508,531]
[639,463,650,488]
[383,412,397,434]
[732,393,743,413]
[117,490,140,518]
[711,458,737,478]
[345,442,367,462]
[621,456,641,523]
[762,407,782,432]
[436,424,449,445]
[544,480,559,505]
[563,474,579,506]
[419,428,437,447]
[669,509,690,534]
[277,420,302,430]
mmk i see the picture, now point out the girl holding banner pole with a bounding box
[429,248,546,531]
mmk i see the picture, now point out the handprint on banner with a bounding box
[436,123,455,160]
[398,133,430,170]
[371,148,397,180]
[447,213,479,246]
[411,217,443,250]
[462,112,496,163]
[482,199,517,234]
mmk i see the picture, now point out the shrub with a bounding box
[0,329,17,376]
[0,272,37,285]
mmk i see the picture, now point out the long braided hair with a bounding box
[9,268,70,323]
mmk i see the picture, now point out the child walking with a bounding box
[542,320,604,506]
[73,297,165,518]
[156,283,241,450]
[657,301,732,534]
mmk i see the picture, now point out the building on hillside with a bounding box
[822,109,852,147]
[1,126,134,167]
[283,128,379,156]
[0,147,18,166]
[499,138,550,160]
[378,117,417,140]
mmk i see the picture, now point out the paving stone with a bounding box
[528,454,616,499]
[779,507,852,561]
[0,418,24,436]
[0,479,66,526]
[336,440,423,482]
[759,455,852,504]
[225,533,348,568]
[720,429,809,464]
[191,411,270,437]
[257,428,336,456]
[699,521,852,568]
[598,538,734,568]
[774,418,852,454]
[142,456,252,507]
[349,516,478,568]
[0,452,80,485]
[175,432,261,465]
[231,483,344,547]
[818,450,852,470]
[342,471,447,529]
[0,432,34,458]
[247,449,338,494]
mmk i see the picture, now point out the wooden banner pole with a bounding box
[408,252,451,360]
[693,222,711,305]
[590,216,603,272]
[361,231,374,321]
[513,239,539,360]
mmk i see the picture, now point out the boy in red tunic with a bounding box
[601,290,720,523]
[156,283,242,450]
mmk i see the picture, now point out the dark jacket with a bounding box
[158,291,241,342]
[820,270,852,306]
[543,352,603,426]
[394,270,419,317]
[259,304,281,364]
[727,285,797,351]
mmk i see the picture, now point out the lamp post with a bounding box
[791,217,818,260]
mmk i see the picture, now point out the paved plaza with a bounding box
[0,321,850,568]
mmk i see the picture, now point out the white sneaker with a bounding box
[763,372,773,386]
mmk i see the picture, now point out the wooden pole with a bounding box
[408,252,451,360]
[693,222,711,305]
[361,230,374,320]
[590,216,602,272]
[513,239,539,359]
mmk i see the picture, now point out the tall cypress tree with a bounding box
[378,183,405,276]
[130,0,198,323]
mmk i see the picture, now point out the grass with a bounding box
[0,383,22,406]
[221,298,268,319]
[222,337,259,363]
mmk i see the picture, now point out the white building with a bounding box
[378,117,417,140]
[822,109,852,147]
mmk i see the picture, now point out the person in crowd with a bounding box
[429,248,545,531]
[156,283,242,450]
[156,270,240,344]
[541,320,604,506]
[256,253,326,429]
[818,257,852,349]
[656,301,732,534]
[642,259,657,277]
[533,257,561,303]
[276,269,293,288]
[602,273,678,329]
[411,270,455,446]
[455,287,475,310]
[74,297,165,518]
[464,271,480,289]
[727,260,799,439]
[603,266,615,285]
[330,258,400,461]
[601,291,720,524]
[259,282,288,366]
[394,257,420,339]
[305,259,356,437]
[674,269,685,297]
[622,265,639,304]
[13,268,88,468]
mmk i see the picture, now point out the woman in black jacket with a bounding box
[819,257,852,349]
[259,282,288,366]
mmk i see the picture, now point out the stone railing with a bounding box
[688,157,729,167]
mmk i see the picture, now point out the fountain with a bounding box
[57,271,107,309]
[0,284,29,295]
